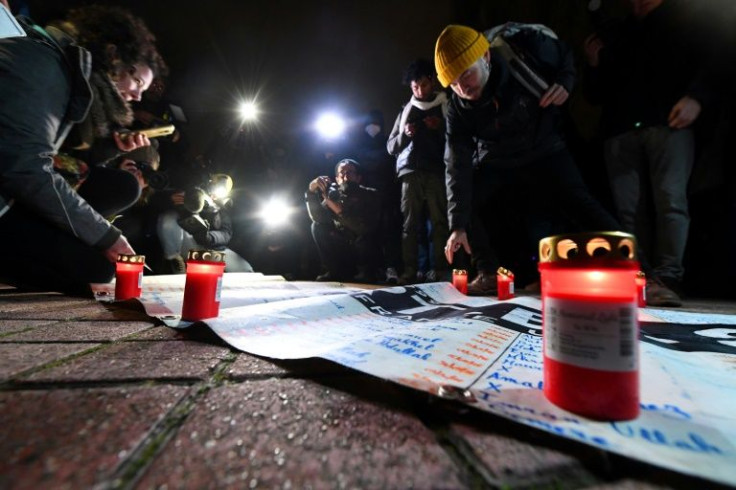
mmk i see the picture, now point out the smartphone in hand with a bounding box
[119,125,175,139]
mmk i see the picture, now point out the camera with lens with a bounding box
[326,182,342,202]
[175,174,233,237]
[134,161,169,190]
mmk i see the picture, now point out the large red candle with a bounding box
[115,254,145,301]
[496,267,514,300]
[452,269,468,294]
[635,271,646,307]
[538,232,640,421]
[181,250,226,321]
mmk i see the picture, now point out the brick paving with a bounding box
[0,284,733,489]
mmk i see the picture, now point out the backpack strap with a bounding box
[485,23,555,98]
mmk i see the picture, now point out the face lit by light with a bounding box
[335,162,361,186]
[115,63,154,102]
[410,76,434,101]
[449,53,490,101]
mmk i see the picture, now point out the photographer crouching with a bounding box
[156,174,254,274]
[305,158,382,283]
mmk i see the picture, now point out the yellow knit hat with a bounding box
[434,25,490,88]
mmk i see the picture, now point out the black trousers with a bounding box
[0,205,114,295]
[311,221,380,279]
[469,149,622,274]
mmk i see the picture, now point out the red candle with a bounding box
[538,232,640,421]
[452,269,468,294]
[635,271,646,307]
[181,250,226,321]
[115,254,145,301]
[496,267,514,300]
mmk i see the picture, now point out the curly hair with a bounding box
[402,58,435,85]
[65,5,167,78]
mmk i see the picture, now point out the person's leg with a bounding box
[399,173,423,282]
[0,205,114,294]
[311,221,353,279]
[77,166,141,218]
[644,127,694,283]
[543,150,622,233]
[604,132,646,235]
[156,210,186,273]
[424,171,450,277]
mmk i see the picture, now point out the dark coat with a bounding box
[445,26,575,231]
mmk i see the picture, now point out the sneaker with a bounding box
[316,272,335,282]
[385,267,399,285]
[425,269,451,282]
[467,270,498,296]
[646,277,682,307]
[163,255,186,274]
[398,270,418,286]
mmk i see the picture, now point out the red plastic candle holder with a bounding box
[452,269,468,294]
[635,271,646,307]
[497,267,515,300]
[115,254,145,301]
[181,250,226,321]
[538,232,640,421]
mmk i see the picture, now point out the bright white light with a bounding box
[259,196,292,228]
[211,185,229,200]
[239,101,258,121]
[315,113,345,139]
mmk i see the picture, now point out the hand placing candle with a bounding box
[115,254,145,301]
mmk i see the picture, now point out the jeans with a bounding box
[605,126,694,281]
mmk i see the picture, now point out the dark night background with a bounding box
[10,0,736,296]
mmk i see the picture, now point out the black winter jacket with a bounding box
[445,26,575,231]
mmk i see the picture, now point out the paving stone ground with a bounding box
[0,284,734,489]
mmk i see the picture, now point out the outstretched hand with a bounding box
[444,229,472,264]
[668,96,701,129]
[103,235,135,263]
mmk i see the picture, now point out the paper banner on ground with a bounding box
[92,273,365,326]
[92,276,736,485]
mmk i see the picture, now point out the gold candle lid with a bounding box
[497,267,514,278]
[452,269,467,275]
[117,254,145,264]
[539,231,637,264]
[636,271,646,279]
[187,249,226,263]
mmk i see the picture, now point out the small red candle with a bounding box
[115,254,145,301]
[496,267,514,300]
[635,271,646,307]
[452,269,468,294]
[181,250,226,321]
[538,232,640,421]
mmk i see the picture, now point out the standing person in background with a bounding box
[387,58,450,285]
[0,5,165,293]
[583,0,720,306]
[435,23,622,295]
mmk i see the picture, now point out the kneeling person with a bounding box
[305,159,381,282]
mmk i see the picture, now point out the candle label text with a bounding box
[544,297,637,372]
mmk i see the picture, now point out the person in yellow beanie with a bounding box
[435,23,622,295]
